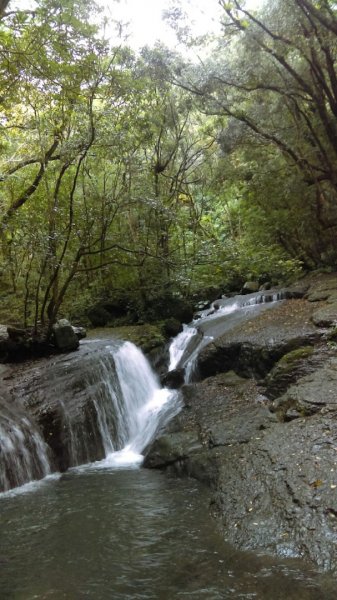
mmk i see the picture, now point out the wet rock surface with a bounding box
[197,299,322,379]
[3,341,119,473]
[145,272,337,573]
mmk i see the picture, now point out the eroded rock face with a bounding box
[212,411,337,572]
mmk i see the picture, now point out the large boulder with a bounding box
[242,280,260,294]
[52,319,79,352]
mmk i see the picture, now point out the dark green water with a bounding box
[0,466,336,600]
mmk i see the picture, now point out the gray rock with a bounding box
[145,365,337,572]
[242,281,260,294]
[144,431,203,469]
[307,290,332,302]
[312,303,337,327]
[275,359,337,416]
[161,368,185,389]
[263,345,316,400]
[211,414,337,571]
[72,326,86,340]
[52,319,79,352]
[209,406,277,447]
[305,274,337,303]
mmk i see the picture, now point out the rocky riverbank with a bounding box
[144,271,337,573]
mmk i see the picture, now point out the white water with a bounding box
[0,411,51,492]
[168,293,283,383]
[169,324,198,371]
[168,300,241,379]
[101,341,180,467]
[57,340,181,470]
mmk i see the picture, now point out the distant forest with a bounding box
[1,0,337,330]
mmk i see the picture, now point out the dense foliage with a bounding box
[1,0,336,330]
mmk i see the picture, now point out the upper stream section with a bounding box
[169,290,286,380]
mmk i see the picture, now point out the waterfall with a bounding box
[0,287,285,491]
[168,291,284,382]
[0,406,51,492]
[85,341,181,467]
[0,340,181,491]
[169,324,198,371]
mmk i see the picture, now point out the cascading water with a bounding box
[168,291,284,382]
[87,341,181,467]
[0,404,51,492]
[0,339,181,491]
[0,289,285,492]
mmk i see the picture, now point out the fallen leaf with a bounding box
[310,479,323,488]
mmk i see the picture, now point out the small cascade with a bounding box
[168,291,285,382]
[77,341,181,463]
[0,405,51,492]
[113,342,180,456]
[169,326,214,382]
[79,341,180,465]
[169,325,198,371]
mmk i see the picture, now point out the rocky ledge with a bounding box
[0,320,86,362]
[144,272,337,573]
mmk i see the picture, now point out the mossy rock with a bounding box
[277,346,314,366]
[162,317,183,338]
[264,346,315,400]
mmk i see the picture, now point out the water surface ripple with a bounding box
[0,467,336,599]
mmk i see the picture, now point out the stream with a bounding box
[1,466,336,600]
[1,293,337,597]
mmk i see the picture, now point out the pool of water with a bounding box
[0,466,336,600]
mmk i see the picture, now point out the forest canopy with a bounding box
[1,0,337,331]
